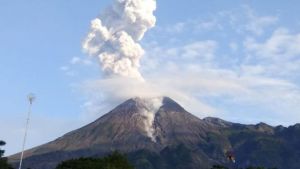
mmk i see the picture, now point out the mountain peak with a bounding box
[9,97,300,169]
[125,96,186,112]
[131,96,164,110]
[9,96,209,168]
[93,96,195,142]
[120,96,187,141]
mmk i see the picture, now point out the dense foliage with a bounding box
[0,140,13,169]
[211,165,277,169]
[56,151,134,169]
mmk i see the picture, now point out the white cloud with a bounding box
[164,22,186,33]
[71,57,81,65]
[80,76,217,119]
[245,28,300,60]
[244,28,300,77]
[79,37,300,124]
[77,5,300,126]
[60,66,76,76]
[195,19,222,31]
[142,40,218,70]
[80,63,300,125]
[244,6,278,36]
[182,41,217,60]
[60,56,96,77]
[153,6,277,37]
[70,57,93,65]
[140,38,300,125]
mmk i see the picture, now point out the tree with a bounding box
[210,165,277,169]
[0,140,5,157]
[0,140,13,169]
[56,151,134,169]
[211,165,229,169]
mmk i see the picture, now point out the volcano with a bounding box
[9,97,300,169]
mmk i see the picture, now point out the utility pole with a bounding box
[18,93,36,169]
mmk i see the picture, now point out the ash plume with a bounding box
[83,0,157,80]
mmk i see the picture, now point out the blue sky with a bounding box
[1,0,300,155]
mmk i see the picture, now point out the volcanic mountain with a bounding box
[9,97,300,169]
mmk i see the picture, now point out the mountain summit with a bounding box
[10,97,214,168]
[9,97,300,169]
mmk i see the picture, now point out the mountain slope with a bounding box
[9,97,300,169]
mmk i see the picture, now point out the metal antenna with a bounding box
[19,93,36,169]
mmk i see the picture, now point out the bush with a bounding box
[211,165,277,169]
[56,151,134,169]
[211,165,229,169]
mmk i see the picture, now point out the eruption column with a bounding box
[83,0,157,80]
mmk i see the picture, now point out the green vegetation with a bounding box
[211,165,277,169]
[56,151,134,169]
[211,165,229,169]
[0,140,13,169]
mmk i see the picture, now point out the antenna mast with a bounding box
[18,93,36,169]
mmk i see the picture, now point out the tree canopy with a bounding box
[56,151,134,169]
[211,165,277,169]
[0,140,13,169]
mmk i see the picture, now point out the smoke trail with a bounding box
[83,0,157,80]
[138,97,163,142]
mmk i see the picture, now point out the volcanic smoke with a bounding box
[83,0,157,80]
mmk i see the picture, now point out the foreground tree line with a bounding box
[56,153,277,169]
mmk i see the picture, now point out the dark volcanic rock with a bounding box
[9,97,300,169]
[9,97,217,169]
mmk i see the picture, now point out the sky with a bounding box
[1,0,300,156]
